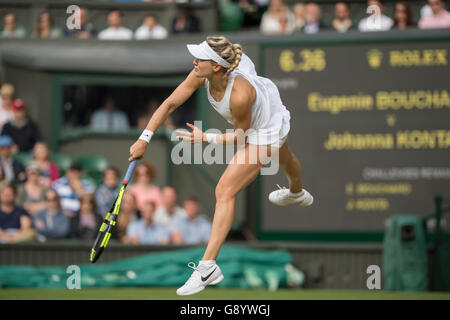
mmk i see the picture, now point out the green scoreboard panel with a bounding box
[258,37,450,241]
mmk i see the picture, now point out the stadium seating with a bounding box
[75,154,109,186]
[11,152,33,166]
[51,152,73,176]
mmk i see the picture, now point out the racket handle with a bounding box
[123,159,137,184]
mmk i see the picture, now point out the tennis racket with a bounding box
[90,159,137,263]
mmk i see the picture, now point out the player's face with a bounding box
[193,58,215,77]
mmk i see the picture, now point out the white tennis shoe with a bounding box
[176,262,224,296]
[268,184,314,206]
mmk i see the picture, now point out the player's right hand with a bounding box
[129,139,147,162]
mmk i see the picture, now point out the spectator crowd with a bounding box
[1,0,449,40]
[258,0,450,35]
[0,81,211,245]
[0,7,201,40]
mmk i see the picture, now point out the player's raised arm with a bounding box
[128,70,205,161]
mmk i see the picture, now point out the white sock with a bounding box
[199,260,216,267]
[289,190,304,197]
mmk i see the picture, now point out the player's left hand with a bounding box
[176,123,205,143]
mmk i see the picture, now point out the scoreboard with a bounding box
[258,36,450,240]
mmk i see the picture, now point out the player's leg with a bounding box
[268,138,314,206]
[278,138,302,193]
[176,143,270,296]
[202,144,270,261]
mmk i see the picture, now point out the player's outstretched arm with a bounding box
[129,70,205,161]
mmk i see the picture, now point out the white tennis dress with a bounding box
[204,53,291,148]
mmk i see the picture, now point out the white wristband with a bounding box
[205,133,218,144]
[139,129,154,143]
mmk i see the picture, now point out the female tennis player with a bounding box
[128,36,313,296]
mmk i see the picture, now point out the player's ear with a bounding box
[211,62,222,73]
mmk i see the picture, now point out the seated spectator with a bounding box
[70,193,101,240]
[90,96,130,132]
[32,142,60,187]
[358,0,394,32]
[1,13,27,38]
[20,162,47,216]
[98,9,133,40]
[95,166,121,218]
[292,2,306,31]
[301,2,327,34]
[115,192,139,242]
[0,135,26,184]
[0,183,34,243]
[134,14,168,40]
[420,3,434,19]
[65,7,96,39]
[332,2,356,33]
[52,162,96,217]
[393,2,415,30]
[1,99,43,153]
[170,195,211,245]
[419,0,450,29]
[129,162,162,212]
[260,0,295,34]
[171,9,201,34]
[137,98,174,131]
[154,186,186,227]
[32,11,62,39]
[0,83,15,130]
[33,189,70,242]
[125,200,169,244]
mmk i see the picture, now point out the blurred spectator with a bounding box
[98,9,133,40]
[129,162,162,212]
[0,83,15,130]
[421,4,434,19]
[332,2,356,33]
[115,192,139,242]
[137,98,174,130]
[52,162,96,217]
[70,193,101,240]
[301,2,327,34]
[0,183,34,243]
[171,9,201,34]
[170,195,211,245]
[292,2,306,31]
[393,2,415,30]
[32,142,60,187]
[65,7,97,39]
[358,0,394,32]
[90,97,130,131]
[1,99,43,153]
[20,162,47,216]
[231,0,263,30]
[0,135,26,184]
[95,166,121,218]
[0,165,7,191]
[125,200,169,244]
[260,0,295,34]
[32,11,62,39]
[419,0,450,29]
[33,188,70,241]
[134,14,168,40]
[154,186,186,227]
[1,13,27,38]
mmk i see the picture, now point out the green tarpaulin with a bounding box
[0,245,304,289]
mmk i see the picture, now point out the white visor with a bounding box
[187,41,231,68]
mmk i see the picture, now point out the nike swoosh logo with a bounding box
[201,267,217,282]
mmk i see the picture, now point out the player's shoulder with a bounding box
[230,75,255,107]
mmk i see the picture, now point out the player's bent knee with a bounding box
[215,183,236,202]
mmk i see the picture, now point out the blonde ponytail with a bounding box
[206,36,242,79]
